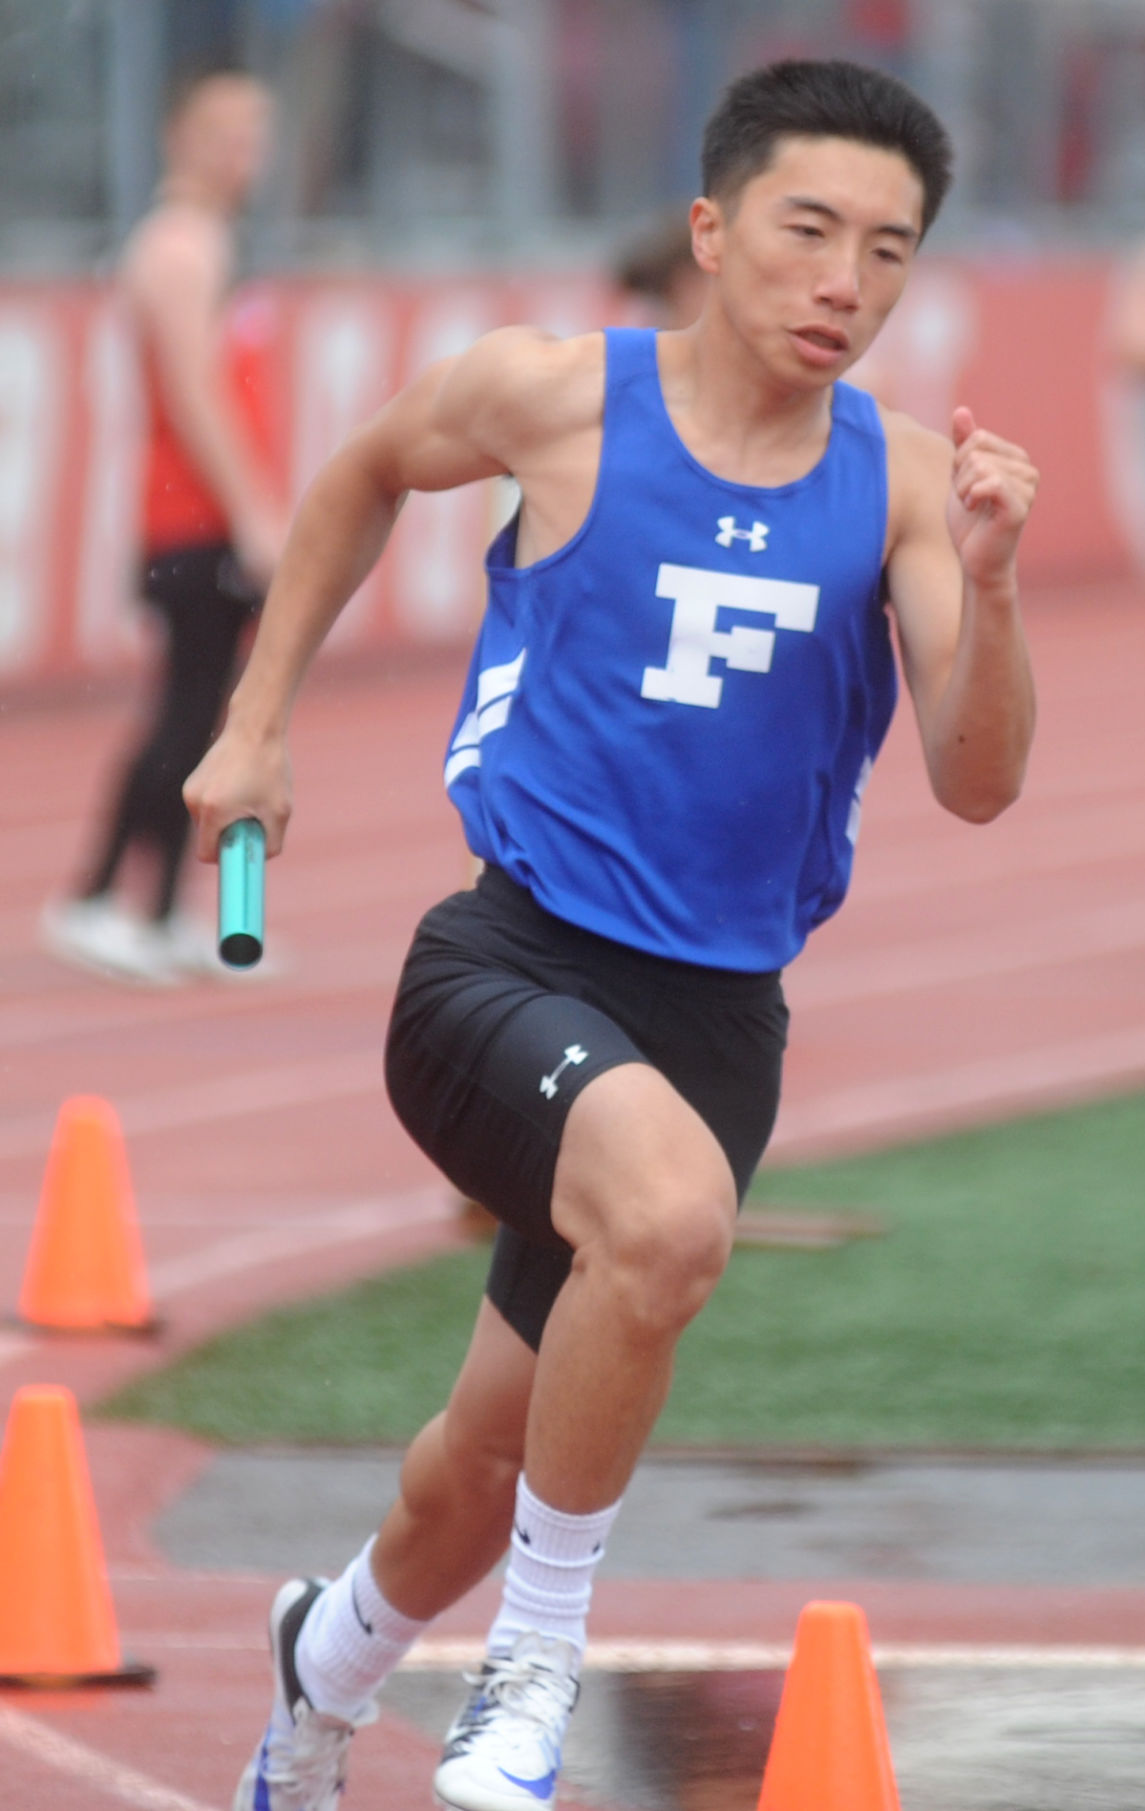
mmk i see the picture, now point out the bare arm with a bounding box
[124,209,285,582]
[885,407,1037,823]
[183,325,565,858]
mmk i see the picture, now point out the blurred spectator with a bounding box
[1110,246,1145,377]
[40,68,288,986]
[613,210,709,328]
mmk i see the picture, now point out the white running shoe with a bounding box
[156,912,224,977]
[38,896,183,988]
[233,1577,378,1811]
[433,1633,580,1811]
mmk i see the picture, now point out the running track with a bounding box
[2,578,1144,1806]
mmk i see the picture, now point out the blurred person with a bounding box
[186,59,1037,1811]
[614,210,710,327]
[40,67,287,986]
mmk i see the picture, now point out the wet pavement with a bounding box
[158,1447,1145,1588]
[155,1448,1145,1811]
[383,1663,1145,1811]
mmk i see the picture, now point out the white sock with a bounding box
[486,1474,622,1660]
[294,1538,430,1720]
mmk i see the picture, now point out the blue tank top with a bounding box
[444,327,897,971]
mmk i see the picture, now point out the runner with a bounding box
[186,58,1037,1811]
[42,68,287,986]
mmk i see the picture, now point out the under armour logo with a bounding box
[539,1044,588,1100]
[715,516,768,552]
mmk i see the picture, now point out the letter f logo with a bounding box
[642,563,819,708]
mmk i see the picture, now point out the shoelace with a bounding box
[450,1656,579,1754]
[265,1701,378,1803]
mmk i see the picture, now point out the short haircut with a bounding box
[702,59,953,237]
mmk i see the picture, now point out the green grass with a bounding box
[97,1088,1145,1450]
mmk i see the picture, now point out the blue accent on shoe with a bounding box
[497,1767,558,1801]
[253,1734,272,1811]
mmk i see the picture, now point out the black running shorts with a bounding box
[384,866,788,1351]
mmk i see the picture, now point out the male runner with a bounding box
[42,68,287,986]
[186,58,1037,1811]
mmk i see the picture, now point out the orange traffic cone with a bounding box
[18,1095,156,1332]
[758,1601,900,1811]
[0,1385,154,1685]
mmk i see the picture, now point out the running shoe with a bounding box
[38,896,183,987]
[433,1632,580,1811]
[155,912,224,976]
[233,1577,377,1811]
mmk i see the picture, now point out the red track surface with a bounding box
[2,579,1145,1806]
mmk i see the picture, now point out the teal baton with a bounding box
[218,818,265,967]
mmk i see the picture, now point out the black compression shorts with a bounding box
[384,865,788,1350]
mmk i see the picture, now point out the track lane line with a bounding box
[108,1633,1145,1671]
[410,1637,1145,1671]
[0,1050,387,1161]
[0,1189,452,1369]
[0,1702,222,1811]
[772,1022,1145,1153]
[787,896,1145,1010]
[0,936,413,1054]
[4,1021,1145,1170]
[8,890,1145,1057]
[147,1187,453,1297]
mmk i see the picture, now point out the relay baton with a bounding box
[218,818,265,967]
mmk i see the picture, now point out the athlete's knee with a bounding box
[555,1067,736,1335]
[588,1166,735,1338]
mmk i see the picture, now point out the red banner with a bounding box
[0,259,1136,688]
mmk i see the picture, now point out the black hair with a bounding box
[702,59,953,237]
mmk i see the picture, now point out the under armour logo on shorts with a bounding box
[539,1045,588,1100]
